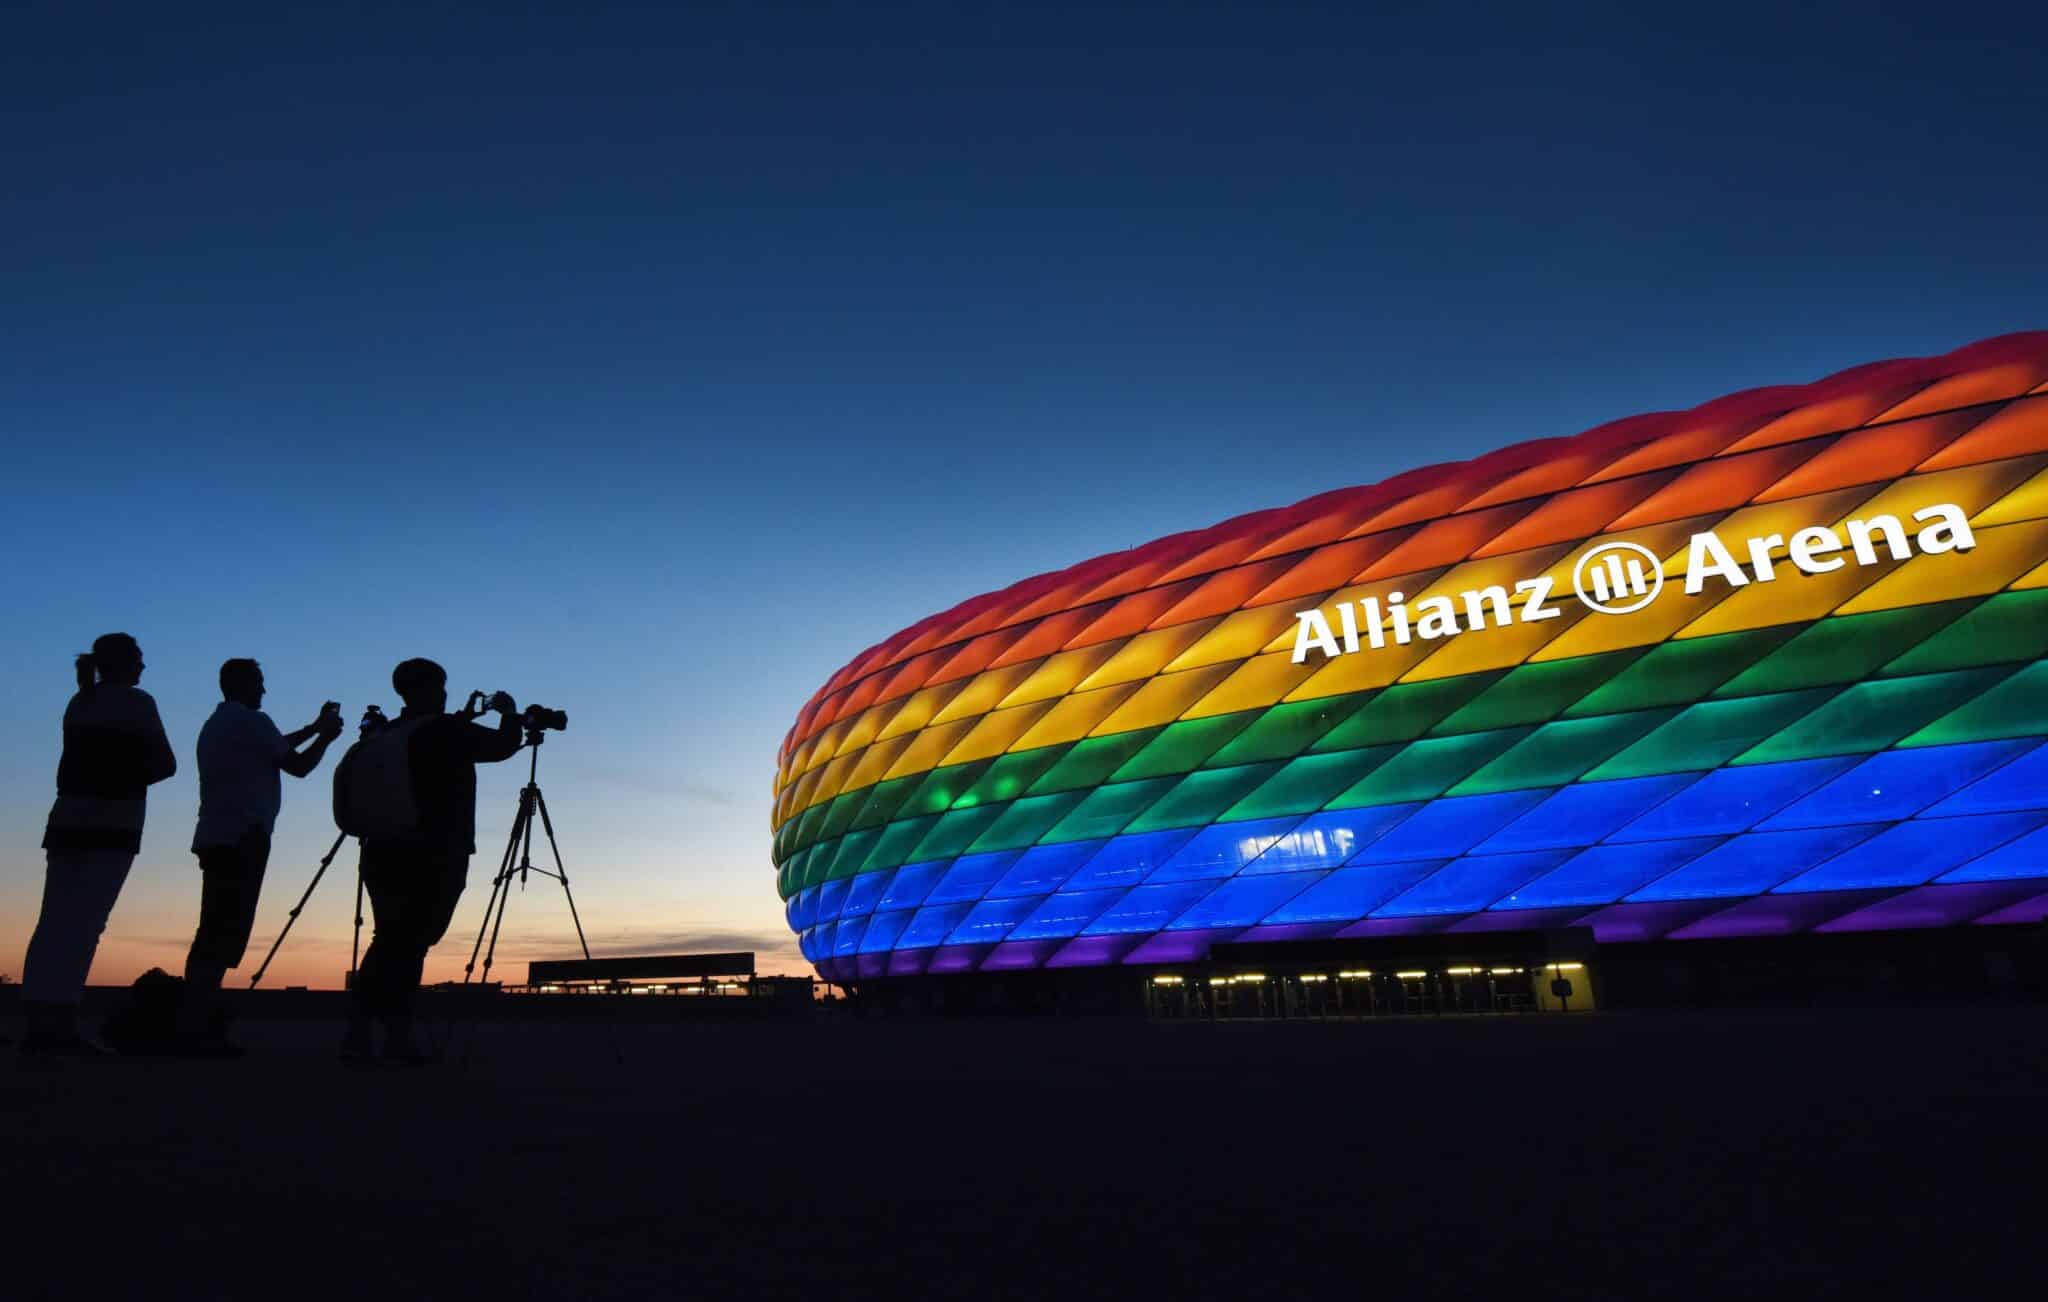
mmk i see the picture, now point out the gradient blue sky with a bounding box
[5,1,2044,986]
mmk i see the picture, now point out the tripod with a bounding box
[463,727,594,987]
[247,831,367,989]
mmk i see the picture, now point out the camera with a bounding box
[360,704,389,734]
[521,704,568,733]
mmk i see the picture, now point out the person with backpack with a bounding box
[19,633,178,1056]
[333,658,521,1064]
[175,658,345,1054]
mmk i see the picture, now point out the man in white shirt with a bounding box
[178,658,343,1051]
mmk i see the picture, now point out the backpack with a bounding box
[334,716,430,840]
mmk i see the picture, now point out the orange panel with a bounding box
[1344,477,1491,537]
[1875,361,2048,421]
[868,649,950,709]
[1916,396,2048,471]
[1070,551,1188,607]
[1606,442,1826,530]
[1244,497,1386,561]
[925,624,1031,688]
[1460,445,1616,509]
[1471,470,1679,556]
[1583,418,1758,483]
[1244,532,1410,606]
[1150,525,1284,585]
[1147,558,1295,627]
[1721,383,1922,454]
[989,603,1112,667]
[1753,409,1986,501]
[1066,580,1203,648]
[1356,503,1538,579]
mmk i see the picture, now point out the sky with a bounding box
[4,1,2045,989]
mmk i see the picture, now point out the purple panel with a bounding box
[1229,922,1351,945]
[1816,880,2048,932]
[1121,927,1243,965]
[1667,888,1897,939]
[1446,906,1589,933]
[1046,934,1146,968]
[885,948,933,977]
[1334,914,1459,939]
[1974,891,2048,927]
[1579,898,1734,942]
[817,957,854,983]
[855,952,890,980]
[980,938,1065,971]
[925,943,993,974]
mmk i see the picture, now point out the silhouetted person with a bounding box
[176,659,345,1054]
[335,659,520,1064]
[19,633,177,1056]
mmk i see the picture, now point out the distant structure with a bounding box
[772,333,2048,1001]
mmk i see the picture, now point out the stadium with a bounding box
[771,333,2048,1010]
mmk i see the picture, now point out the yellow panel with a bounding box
[1008,681,1146,751]
[874,678,973,741]
[1087,663,1239,735]
[1527,580,1737,662]
[795,718,850,777]
[2012,558,2048,590]
[881,718,976,781]
[934,699,1059,767]
[996,643,1125,709]
[842,732,916,794]
[929,660,1043,726]
[802,750,862,811]
[829,701,886,760]
[1282,638,1435,702]
[1402,604,1594,681]
[1673,555,1904,638]
[1968,459,2048,528]
[1837,519,2048,613]
[1074,620,1219,691]
[783,767,822,818]
[1698,486,1886,560]
[1181,651,1321,718]
[1166,604,1312,671]
[1260,569,1453,658]
[1834,457,2040,527]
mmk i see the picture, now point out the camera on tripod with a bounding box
[459,690,567,733]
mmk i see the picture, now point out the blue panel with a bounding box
[986,839,1109,899]
[1625,825,1885,902]
[1372,850,1574,916]
[1936,822,2048,883]
[1062,827,1203,892]
[1166,871,1328,929]
[1146,816,1306,883]
[947,894,1047,945]
[787,886,819,932]
[806,922,834,959]
[1080,881,1224,935]
[813,877,851,923]
[879,860,949,912]
[924,850,1025,905]
[1474,774,1702,854]
[831,914,869,957]
[1265,859,1449,924]
[1239,804,1422,874]
[857,908,913,953]
[896,902,973,950]
[839,868,893,919]
[1609,757,1859,841]
[1922,739,2048,817]
[1759,740,2040,830]
[1775,812,2048,893]
[1008,889,1128,940]
[1352,789,1553,863]
[1494,837,1721,909]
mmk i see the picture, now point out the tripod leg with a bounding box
[530,788,623,1065]
[464,787,528,983]
[351,866,366,986]
[247,831,349,989]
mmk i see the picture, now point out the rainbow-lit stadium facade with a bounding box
[774,334,2048,985]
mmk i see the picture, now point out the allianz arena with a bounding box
[773,333,2048,992]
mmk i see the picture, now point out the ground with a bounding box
[6,1004,2045,1300]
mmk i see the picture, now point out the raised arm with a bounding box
[468,692,526,764]
[281,702,345,778]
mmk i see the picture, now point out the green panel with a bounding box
[1564,627,1798,718]
[775,860,792,900]
[1024,728,1163,795]
[820,827,883,883]
[1903,662,2048,746]
[848,774,920,831]
[1432,650,1647,735]
[813,787,868,846]
[1885,591,2048,675]
[1110,712,1261,781]
[907,803,1009,864]
[1222,746,1402,820]
[1712,603,1969,699]
[1310,673,1502,752]
[1203,695,1374,766]
[1122,762,1289,834]
[1041,777,1181,843]
[1735,667,2016,765]
[790,845,824,892]
[1324,728,1531,808]
[1450,710,1678,795]
[953,747,1070,809]
[1586,688,1839,780]
[899,760,993,820]
[789,800,831,856]
[855,814,940,876]
[965,790,1092,853]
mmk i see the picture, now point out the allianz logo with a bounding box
[1290,502,1976,663]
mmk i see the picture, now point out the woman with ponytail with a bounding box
[18,632,177,1055]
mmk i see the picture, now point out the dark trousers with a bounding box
[352,842,468,1019]
[188,830,273,969]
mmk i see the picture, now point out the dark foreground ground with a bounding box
[6,1002,2046,1300]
